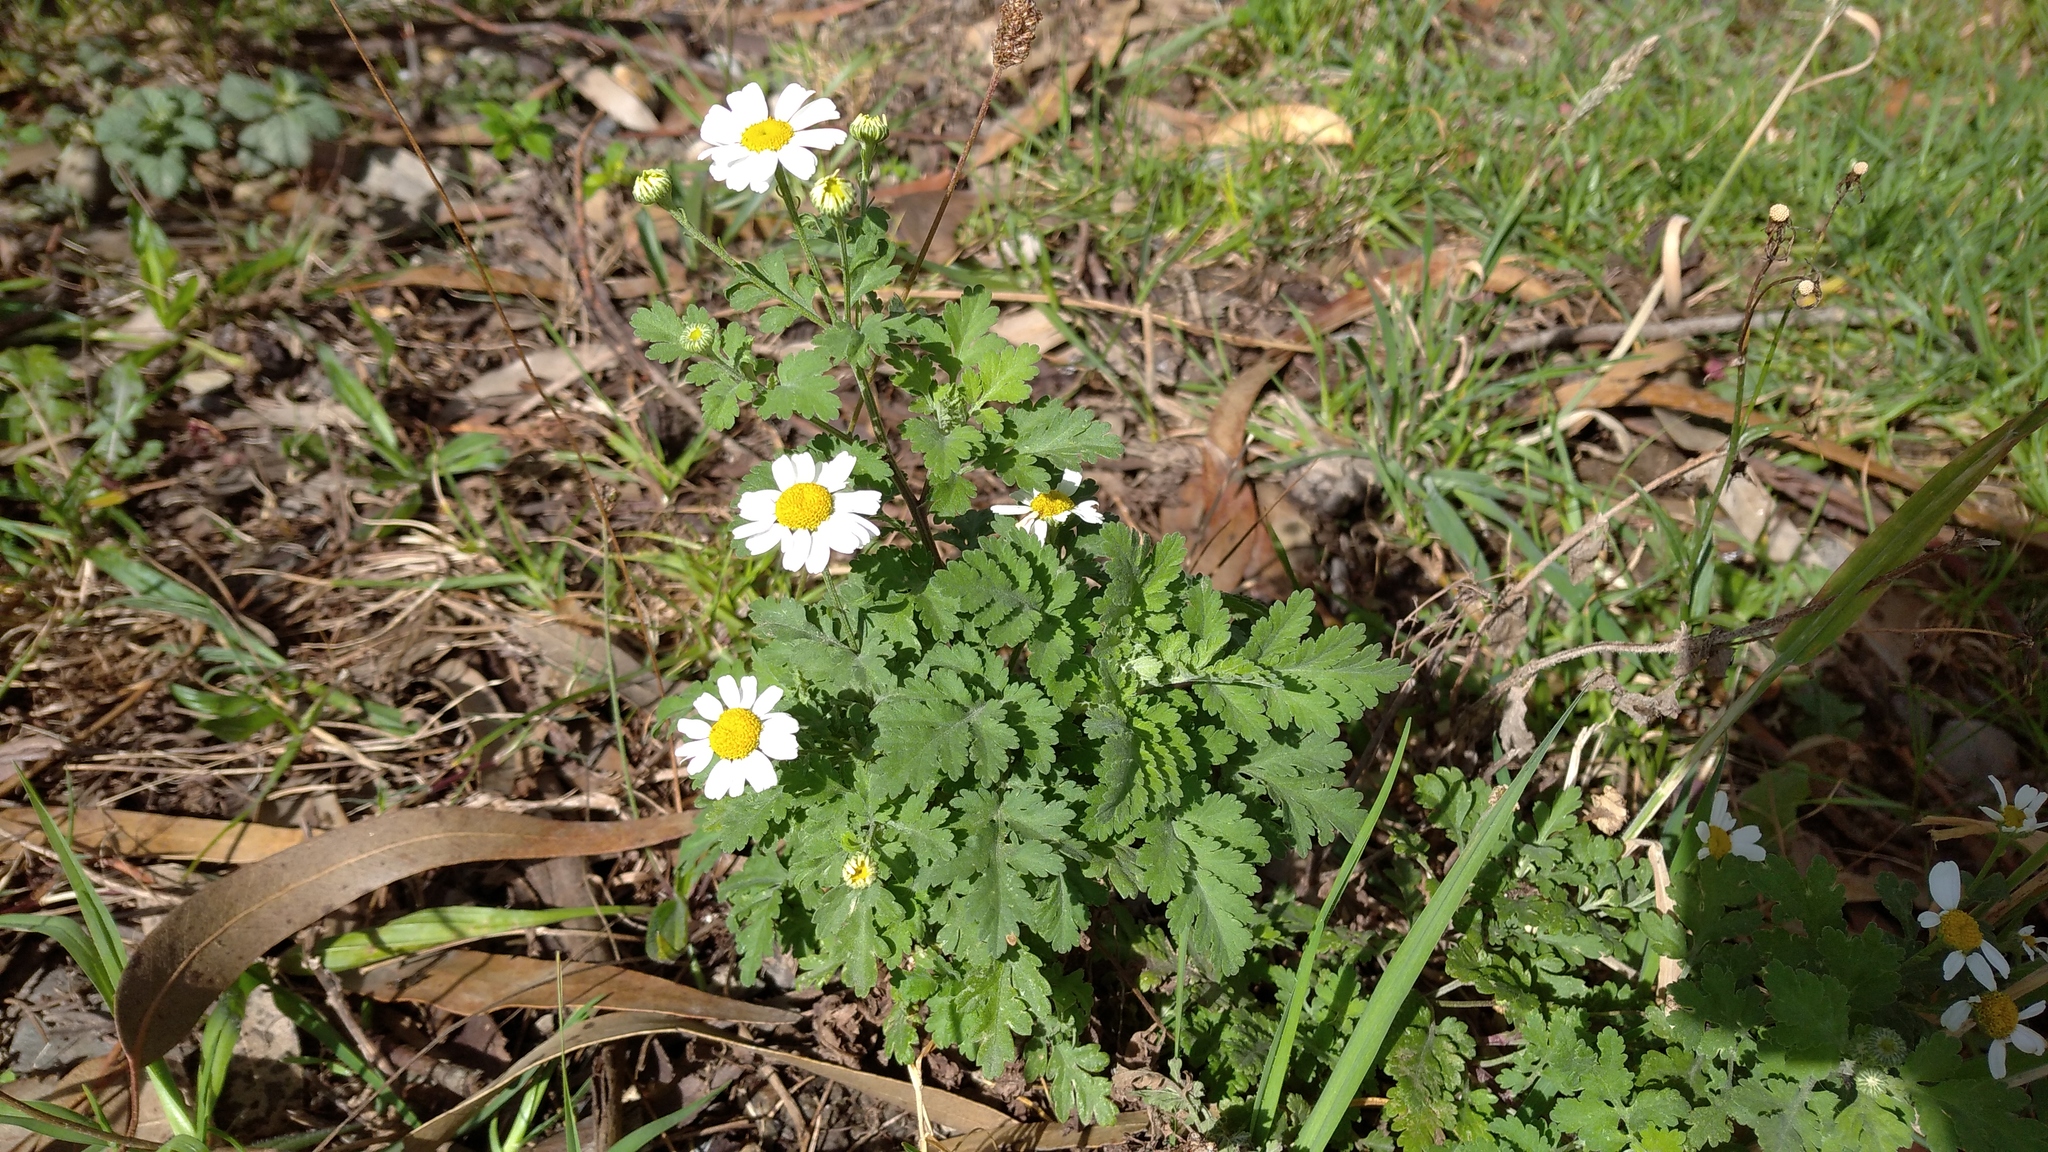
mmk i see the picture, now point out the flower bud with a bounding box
[679,321,715,355]
[1767,203,1791,223]
[633,167,673,206]
[1850,159,1869,177]
[850,112,889,145]
[842,852,877,890]
[810,170,855,217]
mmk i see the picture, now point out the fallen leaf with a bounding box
[991,308,1067,355]
[333,266,572,302]
[940,1112,1150,1151]
[1201,104,1353,148]
[0,807,305,865]
[508,617,663,709]
[563,64,660,132]
[404,1010,1007,1151]
[460,345,622,408]
[887,189,980,268]
[116,808,693,1069]
[343,948,796,1025]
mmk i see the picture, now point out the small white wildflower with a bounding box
[1920,860,2010,988]
[697,82,847,194]
[991,469,1104,543]
[733,451,883,574]
[1695,792,1765,862]
[1980,776,2045,834]
[675,674,798,799]
[2020,925,2045,962]
[1941,988,2047,1078]
[842,853,877,890]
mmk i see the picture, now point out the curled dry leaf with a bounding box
[1201,103,1353,148]
[116,808,692,1069]
[403,1010,1009,1151]
[342,947,798,1025]
[562,64,661,132]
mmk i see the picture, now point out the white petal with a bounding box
[1710,791,1732,828]
[1983,805,2008,822]
[1696,821,1712,843]
[738,488,780,522]
[727,83,768,124]
[737,675,758,709]
[2023,1002,2047,1021]
[1733,840,1766,863]
[771,453,799,488]
[677,718,711,740]
[1967,951,1996,989]
[2021,785,2045,811]
[717,675,743,708]
[733,518,780,541]
[695,693,724,721]
[754,685,784,715]
[1073,501,1104,524]
[2014,1025,2048,1056]
[1991,1040,2009,1079]
[771,83,814,122]
[740,751,778,793]
[1931,860,1962,910]
[742,527,784,555]
[788,127,846,152]
[701,759,743,800]
[677,741,712,774]
[777,144,820,180]
[1030,519,1050,543]
[788,96,840,130]
[699,103,742,146]
[1993,777,2011,806]
[1058,469,1082,492]
[1697,844,1711,860]
[1920,910,1943,929]
[1943,1000,1975,1030]
[837,488,882,515]
[780,531,809,571]
[991,503,1031,516]
[1984,942,2012,977]
[810,452,852,491]
[804,533,832,574]
[759,726,798,761]
[793,452,818,483]
[1946,951,1967,981]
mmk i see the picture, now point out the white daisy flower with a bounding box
[1694,792,1765,862]
[733,451,883,575]
[2021,925,2045,962]
[1919,859,2010,988]
[697,82,847,194]
[1941,988,2047,1078]
[991,469,1104,543]
[1980,776,2045,834]
[674,674,799,799]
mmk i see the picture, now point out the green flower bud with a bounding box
[850,112,889,145]
[678,320,715,355]
[633,167,673,206]
[810,170,856,217]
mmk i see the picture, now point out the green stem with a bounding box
[774,170,835,326]
[661,204,825,327]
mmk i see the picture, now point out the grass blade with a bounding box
[313,904,647,972]
[1251,719,1412,1141]
[1293,692,1588,1152]
[605,1084,728,1152]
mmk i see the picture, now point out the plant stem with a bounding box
[895,68,1003,295]
[774,171,836,327]
[854,365,942,566]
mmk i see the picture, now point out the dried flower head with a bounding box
[1850,159,1869,177]
[1794,278,1821,309]
[632,167,673,206]
[850,112,889,145]
[1768,203,1791,223]
[993,0,1042,70]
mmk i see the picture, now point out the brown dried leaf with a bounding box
[116,808,692,1068]
[563,65,660,132]
[343,948,796,1026]
[939,1111,1150,1151]
[333,266,573,302]
[0,807,305,865]
[1202,104,1353,147]
[405,1010,1008,1151]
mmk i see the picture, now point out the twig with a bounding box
[763,1068,812,1151]
[1488,305,1863,357]
[1507,448,1726,598]
[888,287,1315,352]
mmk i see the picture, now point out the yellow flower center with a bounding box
[707,707,763,760]
[1029,491,1076,520]
[842,853,876,890]
[1938,909,1985,953]
[1975,992,2021,1040]
[774,482,834,530]
[2002,804,2028,829]
[1705,824,1733,859]
[741,118,795,152]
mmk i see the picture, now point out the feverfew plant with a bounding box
[634,77,1408,1118]
[1364,771,2048,1152]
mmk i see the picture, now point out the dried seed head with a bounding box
[993,0,1042,70]
[1768,203,1791,223]
[1794,278,1821,309]
[1850,159,1869,177]
[633,167,673,206]
[850,112,890,145]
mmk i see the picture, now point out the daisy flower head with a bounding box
[1941,988,2047,1078]
[1980,776,2045,834]
[2021,925,2044,962]
[1919,859,2010,988]
[992,469,1103,543]
[734,451,883,574]
[1695,792,1765,862]
[675,674,798,799]
[842,853,877,890]
[697,82,846,194]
